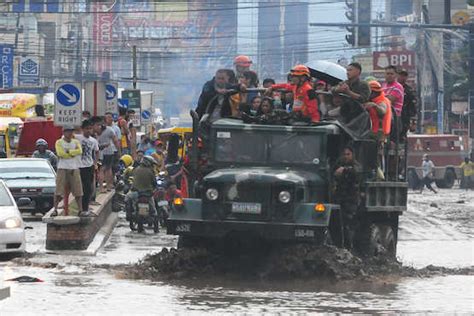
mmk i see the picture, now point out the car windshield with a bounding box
[214,130,322,164]
[0,160,54,179]
[0,184,13,206]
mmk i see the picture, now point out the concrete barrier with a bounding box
[0,286,10,300]
[42,191,115,251]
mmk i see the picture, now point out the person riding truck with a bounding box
[266,65,320,123]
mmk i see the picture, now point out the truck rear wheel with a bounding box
[357,224,396,258]
[435,169,455,189]
[407,169,420,190]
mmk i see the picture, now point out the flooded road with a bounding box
[1,189,473,314]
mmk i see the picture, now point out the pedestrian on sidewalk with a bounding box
[52,126,84,216]
[76,119,99,215]
[420,153,437,194]
[92,116,120,193]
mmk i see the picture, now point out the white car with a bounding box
[0,180,26,254]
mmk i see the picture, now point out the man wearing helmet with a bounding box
[233,55,252,78]
[125,155,158,220]
[266,64,320,123]
[32,138,58,169]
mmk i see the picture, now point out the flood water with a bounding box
[1,189,473,314]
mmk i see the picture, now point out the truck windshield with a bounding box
[214,130,322,164]
[215,130,267,163]
[269,133,321,163]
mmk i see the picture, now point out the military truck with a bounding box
[167,116,407,257]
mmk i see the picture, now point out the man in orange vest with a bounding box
[365,80,392,140]
[267,65,320,123]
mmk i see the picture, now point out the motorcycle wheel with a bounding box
[137,216,144,233]
[129,219,138,231]
[153,217,160,233]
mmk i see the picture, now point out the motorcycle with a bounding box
[129,191,159,233]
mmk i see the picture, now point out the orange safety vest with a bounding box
[368,93,392,136]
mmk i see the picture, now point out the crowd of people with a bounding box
[196,55,418,144]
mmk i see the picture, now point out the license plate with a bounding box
[157,201,168,207]
[138,203,149,216]
[231,202,261,214]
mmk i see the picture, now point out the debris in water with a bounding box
[430,202,438,208]
[6,276,44,283]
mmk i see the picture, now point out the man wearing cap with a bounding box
[53,126,84,216]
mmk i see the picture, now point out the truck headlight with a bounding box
[206,188,219,201]
[278,191,291,203]
[4,217,21,229]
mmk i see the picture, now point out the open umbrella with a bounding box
[305,60,347,86]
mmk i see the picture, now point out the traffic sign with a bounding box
[141,109,152,124]
[54,82,82,127]
[105,83,117,100]
[121,89,141,126]
[105,82,118,115]
[56,84,80,107]
[118,98,129,109]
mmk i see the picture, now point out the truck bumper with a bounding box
[167,218,327,242]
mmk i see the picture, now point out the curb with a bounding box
[0,286,10,301]
[44,212,119,256]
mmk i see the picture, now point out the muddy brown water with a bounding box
[0,189,472,314]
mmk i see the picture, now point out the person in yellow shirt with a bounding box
[53,126,84,216]
[460,157,474,190]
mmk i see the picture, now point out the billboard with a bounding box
[18,57,40,86]
[0,44,14,89]
[93,1,114,75]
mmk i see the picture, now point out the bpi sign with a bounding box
[373,51,416,71]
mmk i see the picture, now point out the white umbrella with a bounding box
[305,60,347,85]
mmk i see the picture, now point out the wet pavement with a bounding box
[0,188,473,314]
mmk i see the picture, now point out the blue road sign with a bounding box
[0,44,14,89]
[141,110,151,119]
[118,98,129,109]
[106,84,117,101]
[56,84,81,107]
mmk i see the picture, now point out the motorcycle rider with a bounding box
[119,154,134,192]
[125,155,158,221]
[32,138,58,169]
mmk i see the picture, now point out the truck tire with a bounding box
[357,224,396,258]
[443,169,456,189]
[407,169,420,190]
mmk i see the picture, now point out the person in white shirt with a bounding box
[420,153,437,194]
[75,120,99,214]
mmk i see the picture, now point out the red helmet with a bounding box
[290,64,310,77]
[234,55,252,67]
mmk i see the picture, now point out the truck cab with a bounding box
[167,118,407,257]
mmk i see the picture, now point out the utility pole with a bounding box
[469,23,474,154]
[132,45,137,89]
[443,0,451,134]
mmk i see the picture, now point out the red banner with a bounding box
[93,3,113,74]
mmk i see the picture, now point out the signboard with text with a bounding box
[54,82,82,127]
[105,82,118,115]
[0,44,14,89]
[121,89,141,126]
[373,50,416,71]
